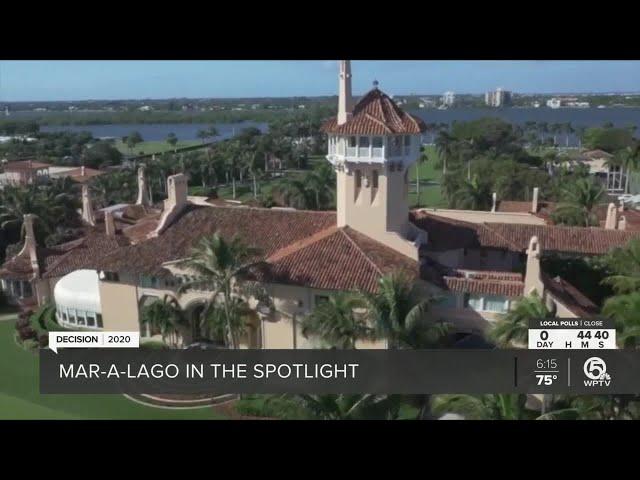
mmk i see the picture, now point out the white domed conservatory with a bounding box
[54,269,103,329]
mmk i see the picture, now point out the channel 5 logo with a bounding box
[583,357,612,387]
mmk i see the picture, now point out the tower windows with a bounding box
[355,169,362,188]
[358,136,370,157]
[372,136,383,157]
[347,136,357,156]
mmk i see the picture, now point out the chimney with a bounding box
[136,166,150,207]
[491,192,497,212]
[104,210,116,237]
[81,184,96,226]
[81,165,86,177]
[337,60,353,126]
[524,236,544,296]
[18,214,40,278]
[605,203,618,229]
[618,215,627,231]
[152,173,189,236]
[619,199,625,213]
[531,187,539,213]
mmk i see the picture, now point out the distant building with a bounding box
[485,88,512,107]
[0,160,50,186]
[546,97,590,109]
[442,91,455,107]
[138,105,153,112]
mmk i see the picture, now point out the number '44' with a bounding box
[577,331,609,339]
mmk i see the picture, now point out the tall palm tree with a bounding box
[275,176,313,209]
[451,175,492,211]
[178,232,260,349]
[301,293,374,349]
[305,162,335,210]
[197,129,209,144]
[362,272,447,350]
[140,295,183,344]
[488,293,552,348]
[551,178,605,227]
[414,150,427,207]
[602,238,640,294]
[602,292,640,348]
[435,130,454,175]
[617,143,640,194]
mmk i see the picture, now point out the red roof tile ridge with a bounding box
[265,226,339,263]
[481,222,523,251]
[339,227,384,276]
[206,204,337,216]
[363,113,392,133]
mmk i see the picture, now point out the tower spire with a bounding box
[337,60,353,125]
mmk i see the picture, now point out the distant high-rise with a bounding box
[485,87,512,107]
[442,91,456,107]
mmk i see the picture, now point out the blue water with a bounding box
[40,121,268,142]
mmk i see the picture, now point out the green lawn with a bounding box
[189,146,446,208]
[409,145,446,208]
[115,140,201,156]
[0,319,225,419]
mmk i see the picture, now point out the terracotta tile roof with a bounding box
[321,87,426,136]
[95,205,338,276]
[41,232,129,279]
[252,226,419,293]
[420,258,524,297]
[411,210,640,255]
[543,274,599,317]
[0,250,35,280]
[3,160,50,171]
[410,211,517,252]
[485,222,640,255]
[443,277,524,297]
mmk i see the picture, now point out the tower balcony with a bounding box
[327,134,421,170]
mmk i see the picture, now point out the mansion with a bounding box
[2,61,637,349]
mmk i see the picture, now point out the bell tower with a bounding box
[323,61,427,260]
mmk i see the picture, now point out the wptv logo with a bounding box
[583,357,612,387]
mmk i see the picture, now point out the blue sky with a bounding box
[1,60,639,101]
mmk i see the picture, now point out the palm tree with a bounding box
[451,175,492,211]
[166,132,178,153]
[488,293,552,348]
[243,149,262,199]
[362,272,448,350]
[564,122,574,148]
[305,162,335,210]
[414,150,427,207]
[140,295,183,344]
[617,143,640,194]
[431,394,579,420]
[301,293,374,349]
[361,272,448,420]
[602,292,640,348]
[284,394,404,420]
[602,238,640,294]
[275,176,313,209]
[197,129,209,144]
[178,232,260,349]
[551,178,605,227]
[435,130,454,175]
